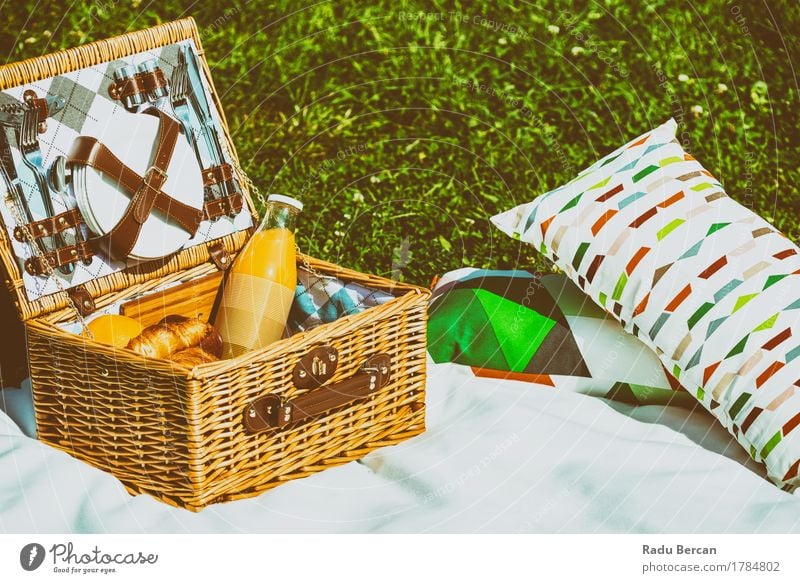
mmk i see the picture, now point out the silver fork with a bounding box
[170,55,218,202]
[169,55,194,147]
[18,105,74,275]
[170,51,228,205]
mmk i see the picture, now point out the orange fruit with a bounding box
[85,314,143,348]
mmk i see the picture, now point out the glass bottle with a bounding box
[215,194,303,358]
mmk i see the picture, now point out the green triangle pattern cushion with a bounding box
[428,268,683,406]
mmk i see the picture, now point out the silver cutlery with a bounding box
[0,125,43,256]
[181,45,238,211]
[169,52,214,201]
[0,94,77,276]
[17,96,74,275]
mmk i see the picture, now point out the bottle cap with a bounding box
[267,194,303,211]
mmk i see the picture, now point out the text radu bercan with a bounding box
[643,544,717,555]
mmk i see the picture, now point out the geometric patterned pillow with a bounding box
[492,119,800,491]
[428,268,693,408]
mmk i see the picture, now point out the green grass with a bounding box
[3,0,799,286]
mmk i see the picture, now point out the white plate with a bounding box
[74,111,203,261]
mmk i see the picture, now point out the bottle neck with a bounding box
[259,202,299,232]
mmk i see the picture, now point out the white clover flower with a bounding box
[691,104,704,115]
[547,24,560,35]
[498,37,508,46]
[678,73,690,82]
[352,191,365,203]
[570,46,585,56]
[716,83,729,94]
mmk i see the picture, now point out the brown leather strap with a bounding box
[139,69,167,94]
[67,110,203,261]
[243,354,391,433]
[30,97,52,125]
[208,242,232,271]
[21,90,50,125]
[88,110,177,260]
[68,285,96,316]
[13,208,83,242]
[203,193,244,220]
[201,163,233,187]
[24,240,94,276]
[68,137,202,235]
[108,69,167,101]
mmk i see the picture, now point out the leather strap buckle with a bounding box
[67,110,201,261]
[245,395,293,430]
[243,354,392,434]
[143,165,168,189]
[24,240,95,276]
[208,242,232,271]
[68,285,96,316]
[276,401,294,428]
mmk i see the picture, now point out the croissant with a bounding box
[126,316,223,360]
[169,346,219,368]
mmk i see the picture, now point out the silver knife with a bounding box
[182,45,235,207]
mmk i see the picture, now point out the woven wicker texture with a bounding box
[10,19,429,511]
[28,256,428,510]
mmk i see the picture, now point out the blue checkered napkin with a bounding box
[288,268,395,333]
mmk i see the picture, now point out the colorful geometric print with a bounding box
[492,119,800,491]
[427,268,694,408]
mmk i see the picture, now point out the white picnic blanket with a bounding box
[1,360,799,533]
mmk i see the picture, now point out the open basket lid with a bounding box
[0,18,259,323]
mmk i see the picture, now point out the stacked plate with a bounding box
[74,110,203,261]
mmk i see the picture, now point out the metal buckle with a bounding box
[143,165,168,189]
[278,400,293,427]
[263,396,293,428]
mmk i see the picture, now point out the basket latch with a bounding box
[292,345,338,389]
[243,353,391,434]
[208,242,232,271]
[68,285,96,316]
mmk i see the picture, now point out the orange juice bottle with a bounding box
[215,194,303,358]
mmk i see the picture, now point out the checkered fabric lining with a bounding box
[0,38,252,302]
[288,267,396,333]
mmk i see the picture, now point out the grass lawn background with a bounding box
[2,0,798,286]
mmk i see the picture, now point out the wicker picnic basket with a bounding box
[0,18,428,510]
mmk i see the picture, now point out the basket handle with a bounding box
[242,353,391,434]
